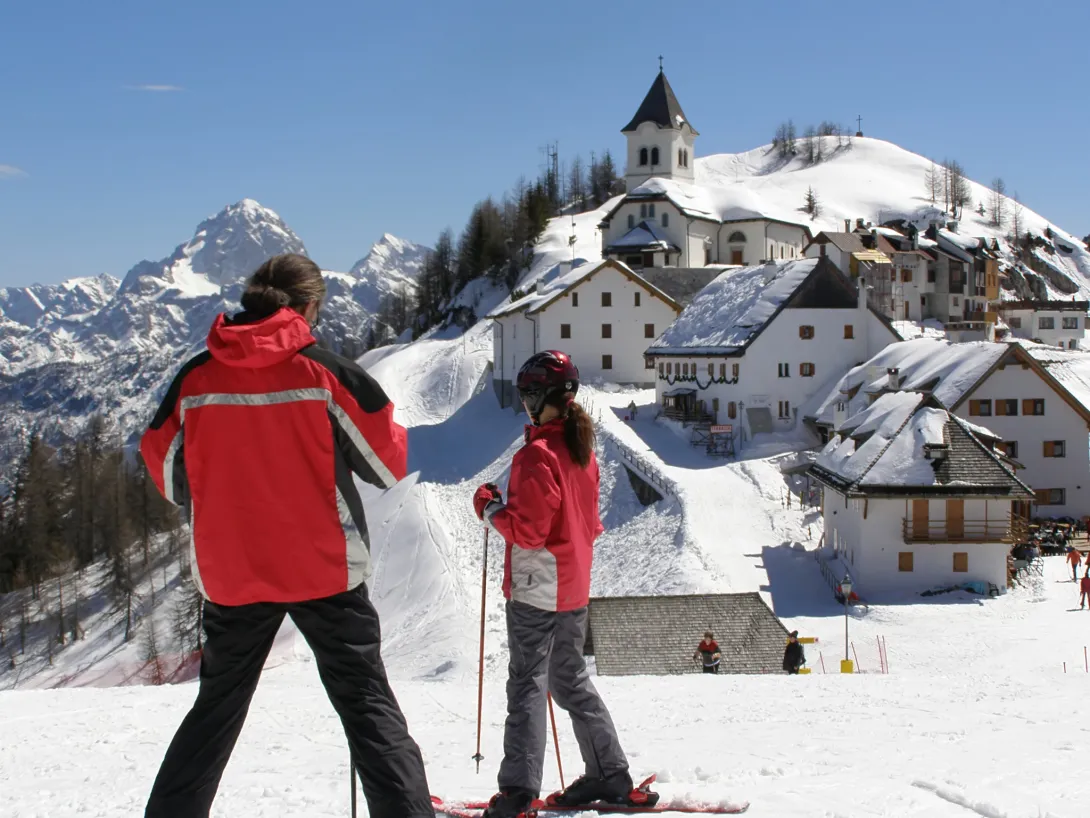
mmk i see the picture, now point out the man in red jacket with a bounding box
[140,254,432,818]
[1080,570,1090,609]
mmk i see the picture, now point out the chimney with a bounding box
[820,243,826,257]
[910,225,919,250]
[871,228,881,249]
[844,219,851,233]
[887,367,901,390]
[762,258,779,284]
[834,400,848,430]
[856,218,865,231]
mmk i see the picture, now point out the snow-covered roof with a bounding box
[810,338,1008,426]
[487,259,679,319]
[1024,344,1090,414]
[622,177,810,230]
[648,258,820,355]
[605,220,679,252]
[812,393,1031,496]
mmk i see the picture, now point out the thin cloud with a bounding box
[126,84,184,92]
[0,165,27,178]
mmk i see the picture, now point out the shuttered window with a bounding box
[1043,441,1066,458]
[995,399,1018,416]
[969,400,992,416]
[953,553,968,573]
[898,552,914,572]
[1022,399,1045,415]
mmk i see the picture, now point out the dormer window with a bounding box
[650,146,660,165]
[628,214,635,229]
[639,147,649,166]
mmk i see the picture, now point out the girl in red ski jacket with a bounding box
[140,254,432,818]
[471,351,647,818]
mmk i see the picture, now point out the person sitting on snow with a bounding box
[693,631,721,674]
[783,631,805,675]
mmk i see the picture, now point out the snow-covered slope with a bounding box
[695,138,1090,298]
[0,203,429,469]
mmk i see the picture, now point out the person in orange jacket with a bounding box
[1067,547,1083,581]
[1080,571,1090,609]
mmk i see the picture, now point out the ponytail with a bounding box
[240,253,326,320]
[562,398,595,468]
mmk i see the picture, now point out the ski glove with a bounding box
[473,483,503,520]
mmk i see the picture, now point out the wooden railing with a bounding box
[901,516,1029,544]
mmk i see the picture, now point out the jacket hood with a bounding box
[207,308,316,368]
[524,417,566,443]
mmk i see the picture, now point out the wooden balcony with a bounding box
[902,516,1028,544]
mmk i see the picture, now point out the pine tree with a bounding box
[804,186,821,220]
[598,150,620,198]
[1009,192,1025,244]
[785,120,797,156]
[802,126,816,164]
[141,613,165,685]
[989,177,1007,227]
[567,156,585,210]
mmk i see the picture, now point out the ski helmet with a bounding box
[516,350,580,421]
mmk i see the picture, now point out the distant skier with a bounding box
[783,631,806,674]
[471,350,647,817]
[1080,571,1090,609]
[1067,547,1083,581]
[139,254,433,818]
[693,631,721,674]
[627,400,638,421]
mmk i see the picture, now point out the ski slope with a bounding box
[3,327,1089,816]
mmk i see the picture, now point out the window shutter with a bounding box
[996,400,1006,416]
[898,552,914,572]
[953,553,968,573]
[969,400,980,416]
[1022,399,1033,415]
[1044,441,1054,457]
[1034,488,1050,505]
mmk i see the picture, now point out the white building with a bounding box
[644,257,900,444]
[488,259,681,408]
[809,338,1090,518]
[811,392,1034,599]
[998,300,1088,350]
[598,69,811,271]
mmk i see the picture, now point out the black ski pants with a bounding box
[144,584,433,818]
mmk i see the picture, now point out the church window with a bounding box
[640,204,647,218]
[728,231,747,243]
[684,149,689,166]
[650,147,660,165]
[781,246,785,258]
[639,147,648,166]
[628,214,635,229]
[648,204,655,217]
[678,148,684,166]
[662,212,669,228]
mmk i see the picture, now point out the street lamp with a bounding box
[840,573,854,673]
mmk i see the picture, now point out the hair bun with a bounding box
[240,283,292,315]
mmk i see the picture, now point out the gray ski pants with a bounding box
[498,600,628,794]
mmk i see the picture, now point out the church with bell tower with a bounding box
[621,59,698,191]
[599,63,812,272]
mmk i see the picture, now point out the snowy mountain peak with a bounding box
[350,234,429,281]
[121,199,308,296]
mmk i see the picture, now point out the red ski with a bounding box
[431,776,749,816]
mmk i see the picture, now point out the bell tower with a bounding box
[621,60,698,191]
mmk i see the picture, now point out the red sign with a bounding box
[710,425,733,434]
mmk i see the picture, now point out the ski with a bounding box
[431,800,749,816]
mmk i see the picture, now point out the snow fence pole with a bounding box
[819,652,826,674]
[882,635,889,673]
[472,527,489,773]
[876,636,883,674]
[547,692,565,790]
[851,641,861,673]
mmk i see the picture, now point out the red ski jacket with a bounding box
[140,308,406,606]
[486,420,604,612]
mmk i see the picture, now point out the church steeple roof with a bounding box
[621,69,697,135]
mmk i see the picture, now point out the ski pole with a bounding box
[472,527,489,773]
[349,751,357,818]
[547,692,565,790]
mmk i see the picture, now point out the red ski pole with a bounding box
[472,528,489,773]
[547,692,565,790]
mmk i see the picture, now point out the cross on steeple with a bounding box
[658,55,663,72]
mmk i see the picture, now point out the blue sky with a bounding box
[2,1,1087,288]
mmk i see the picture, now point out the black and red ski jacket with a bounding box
[140,308,406,606]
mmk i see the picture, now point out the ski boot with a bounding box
[481,788,542,818]
[545,771,660,808]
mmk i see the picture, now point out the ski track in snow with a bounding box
[3,330,1089,816]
